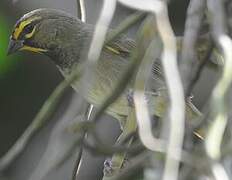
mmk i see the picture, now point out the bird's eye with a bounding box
[24,24,34,34]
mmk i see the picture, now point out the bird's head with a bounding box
[8,8,87,67]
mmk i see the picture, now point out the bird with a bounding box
[7,8,201,128]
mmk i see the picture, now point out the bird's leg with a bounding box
[103,107,137,179]
[126,89,134,107]
[103,156,130,176]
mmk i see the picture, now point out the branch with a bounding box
[205,0,232,180]
[0,70,81,171]
[118,1,185,180]
[180,0,207,95]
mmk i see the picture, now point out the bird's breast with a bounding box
[60,53,131,117]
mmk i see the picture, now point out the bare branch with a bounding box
[205,0,232,180]
[118,1,185,180]
[134,17,165,152]
[180,0,206,95]
[0,69,82,171]
[76,0,86,22]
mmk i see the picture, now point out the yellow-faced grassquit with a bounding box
[7,8,201,126]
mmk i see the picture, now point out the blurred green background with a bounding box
[0,1,63,156]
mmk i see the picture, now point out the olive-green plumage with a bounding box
[8,9,201,125]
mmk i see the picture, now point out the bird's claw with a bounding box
[103,158,130,176]
[103,158,114,176]
[126,89,134,107]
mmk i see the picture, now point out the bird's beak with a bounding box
[7,38,24,55]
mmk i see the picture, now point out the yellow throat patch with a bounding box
[20,45,47,53]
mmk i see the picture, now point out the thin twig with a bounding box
[205,0,232,180]
[134,17,165,152]
[71,105,93,180]
[73,2,106,179]
[72,1,88,179]
[180,0,206,95]
[155,5,185,180]
[105,11,146,44]
[82,136,144,156]
[0,69,82,171]
[205,0,232,161]
[118,2,185,180]
[76,0,86,22]
[186,41,214,96]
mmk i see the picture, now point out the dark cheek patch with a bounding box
[24,39,38,48]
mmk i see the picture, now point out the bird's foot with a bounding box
[103,158,129,176]
[103,158,114,176]
[126,89,134,107]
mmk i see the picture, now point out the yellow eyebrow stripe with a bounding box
[13,16,41,40]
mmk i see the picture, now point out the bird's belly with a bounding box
[71,75,131,117]
[64,68,202,124]
[59,58,131,119]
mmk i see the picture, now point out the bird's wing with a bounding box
[105,34,136,58]
[106,35,163,76]
[105,34,165,91]
[100,34,201,122]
